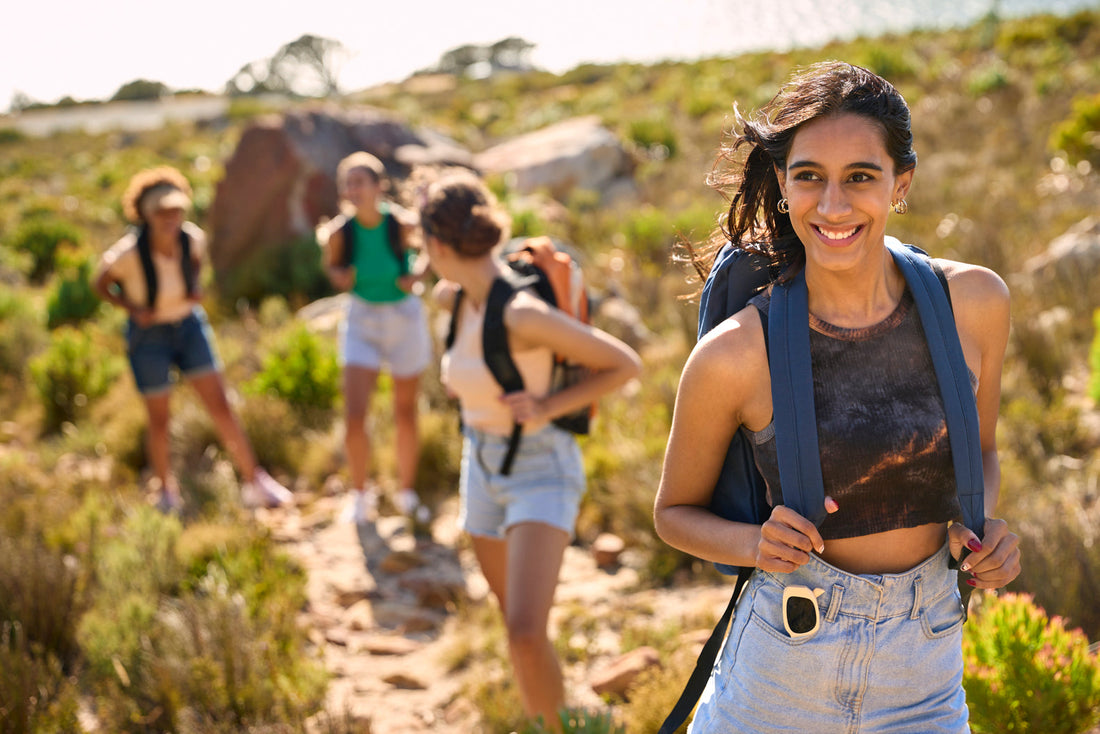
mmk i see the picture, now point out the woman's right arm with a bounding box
[92,236,152,325]
[653,308,828,571]
[321,222,355,292]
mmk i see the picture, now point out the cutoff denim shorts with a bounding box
[126,306,220,396]
[340,294,431,377]
[458,424,585,539]
[689,543,969,734]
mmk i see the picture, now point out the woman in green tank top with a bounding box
[321,152,431,526]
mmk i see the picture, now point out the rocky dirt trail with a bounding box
[257,493,730,733]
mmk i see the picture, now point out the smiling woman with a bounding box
[653,61,1021,732]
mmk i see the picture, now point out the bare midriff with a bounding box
[818,522,950,575]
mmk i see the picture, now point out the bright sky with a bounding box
[2,0,751,107]
[3,0,1096,109]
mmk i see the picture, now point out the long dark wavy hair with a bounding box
[684,60,917,288]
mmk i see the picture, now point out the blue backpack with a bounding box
[659,238,984,733]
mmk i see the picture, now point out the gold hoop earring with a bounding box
[777,198,790,214]
[892,199,909,215]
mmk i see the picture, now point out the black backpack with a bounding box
[135,225,196,308]
[658,238,985,733]
[338,210,408,276]
[444,237,593,476]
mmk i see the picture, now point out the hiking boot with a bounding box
[241,468,294,508]
[340,487,379,525]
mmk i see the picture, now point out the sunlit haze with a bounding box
[3,0,1096,110]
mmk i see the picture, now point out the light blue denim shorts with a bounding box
[458,424,585,539]
[690,543,969,734]
[340,294,431,377]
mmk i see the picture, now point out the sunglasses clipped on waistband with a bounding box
[782,585,825,639]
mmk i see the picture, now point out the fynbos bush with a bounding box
[247,323,340,428]
[46,258,101,329]
[29,326,121,433]
[7,216,83,283]
[963,593,1100,733]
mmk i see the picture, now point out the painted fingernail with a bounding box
[816,543,825,554]
[967,539,983,552]
[966,579,977,587]
[960,562,970,572]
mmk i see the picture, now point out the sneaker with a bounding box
[397,488,430,523]
[154,489,184,515]
[340,487,378,524]
[241,468,294,508]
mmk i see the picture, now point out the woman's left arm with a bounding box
[502,292,641,425]
[184,222,206,301]
[945,261,1020,589]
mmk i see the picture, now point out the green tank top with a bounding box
[350,207,412,303]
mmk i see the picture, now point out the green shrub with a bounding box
[29,326,121,434]
[963,593,1100,734]
[79,511,325,732]
[246,323,340,427]
[7,216,83,283]
[0,623,83,734]
[0,288,45,378]
[0,534,89,670]
[46,258,101,329]
[1051,92,1100,167]
[627,115,678,158]
[217,234,331,307]
[967,62,1010,96]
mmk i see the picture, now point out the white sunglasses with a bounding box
[782,585,825,639]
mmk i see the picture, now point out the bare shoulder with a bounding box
[685,304,768,387]
[432,279,461,311]
[936,258,1009,310]
[182,221,207,253]
[100,231,138,267]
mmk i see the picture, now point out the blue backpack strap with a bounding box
[887,241,985,532]
[768,271,829,525]
[697,245,775,575]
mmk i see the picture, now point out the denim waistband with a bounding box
[760,542,957,622]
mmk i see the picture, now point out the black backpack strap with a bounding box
[339,216,356,268]
[386,211,409,276]
[136,226,196,308]
[445,288,465,351]
[136,225,157,308]
[180,229,196,298]
[482,272,539,475]
[658,566,753,734]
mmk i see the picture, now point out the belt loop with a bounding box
[911,575,923,620]
[825,584,843,622]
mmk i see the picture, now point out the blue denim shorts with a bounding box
[126,306,221,396]
[690,543,969,733]
[458,424,585,539]
[340,294,431,377]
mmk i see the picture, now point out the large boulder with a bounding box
[473,115,634,200]
[1021,217,1100,312]
[206,107,471,296]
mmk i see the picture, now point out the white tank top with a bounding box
[441,295,553,437]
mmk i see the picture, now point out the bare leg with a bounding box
[187,371,258,480]
[392,373,421,492]
[474,523,569,731]
[343,365,379,490]
[143,391,177,495]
